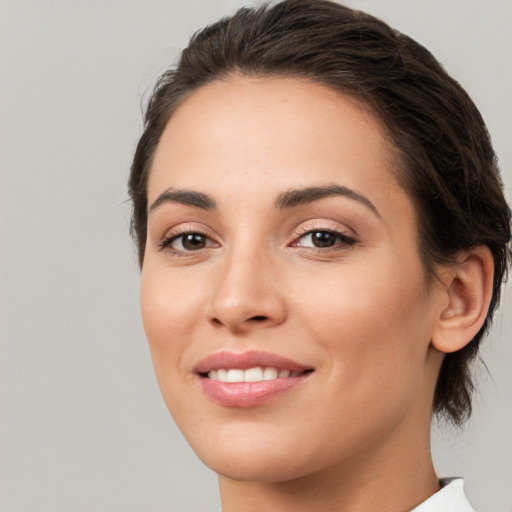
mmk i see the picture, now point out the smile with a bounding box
[195,351,314,407]
[207,367,302,382]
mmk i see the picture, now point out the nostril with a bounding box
[250,315,268,322]
[209,315,268,328]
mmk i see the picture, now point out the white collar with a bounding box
[411,478,475,512]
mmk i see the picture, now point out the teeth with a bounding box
[226,369,244,383]
[207,366,301,382]
[244,367,264,382]
[263,367,278,380]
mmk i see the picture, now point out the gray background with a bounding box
[0,0,510,511]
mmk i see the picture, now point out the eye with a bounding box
[161,232,217,252]
[294,230,356,249]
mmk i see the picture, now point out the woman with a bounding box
[129,1,511,510]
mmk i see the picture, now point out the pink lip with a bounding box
[194,350,314,408]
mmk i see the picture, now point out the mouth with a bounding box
[194,351,314,408]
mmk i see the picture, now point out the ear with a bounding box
[431,246,494,354]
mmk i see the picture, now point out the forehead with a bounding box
[148,75,408,216]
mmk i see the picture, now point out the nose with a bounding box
[206,245,287,334]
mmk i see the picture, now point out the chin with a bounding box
[181,420,335,484]
[201,449,311,483]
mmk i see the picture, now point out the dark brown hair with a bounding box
[129,0,511,425]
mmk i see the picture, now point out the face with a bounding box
[141,76,445,483]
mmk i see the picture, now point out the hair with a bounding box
[129,0,511,425]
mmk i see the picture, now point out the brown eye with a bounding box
[295,230,356,249]
[182,233,206,250]
[310,231,337,247]
[169,233,212,251]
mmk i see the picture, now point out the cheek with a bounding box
[140,268,207,425]
[300,258,428,333]
[296,259,433,399]
[140,268,201,373]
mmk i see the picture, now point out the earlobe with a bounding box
[431,246,494,354]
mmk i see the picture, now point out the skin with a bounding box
[140,76,491,511]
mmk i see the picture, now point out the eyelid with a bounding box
[293,220,357,240]
[160,222,216,239]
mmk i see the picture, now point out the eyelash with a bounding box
[158,227,357,257]
[292,227,357,252]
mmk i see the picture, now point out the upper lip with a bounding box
[193,350,312,374]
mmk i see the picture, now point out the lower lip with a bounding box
[200,375,308,408]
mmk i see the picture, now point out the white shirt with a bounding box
[411,478,475,512]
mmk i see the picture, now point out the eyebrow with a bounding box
[148,187,217,213]
[148,183,380,218]
[274,184,381,217]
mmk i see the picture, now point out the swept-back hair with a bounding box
[129,0,511,425]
